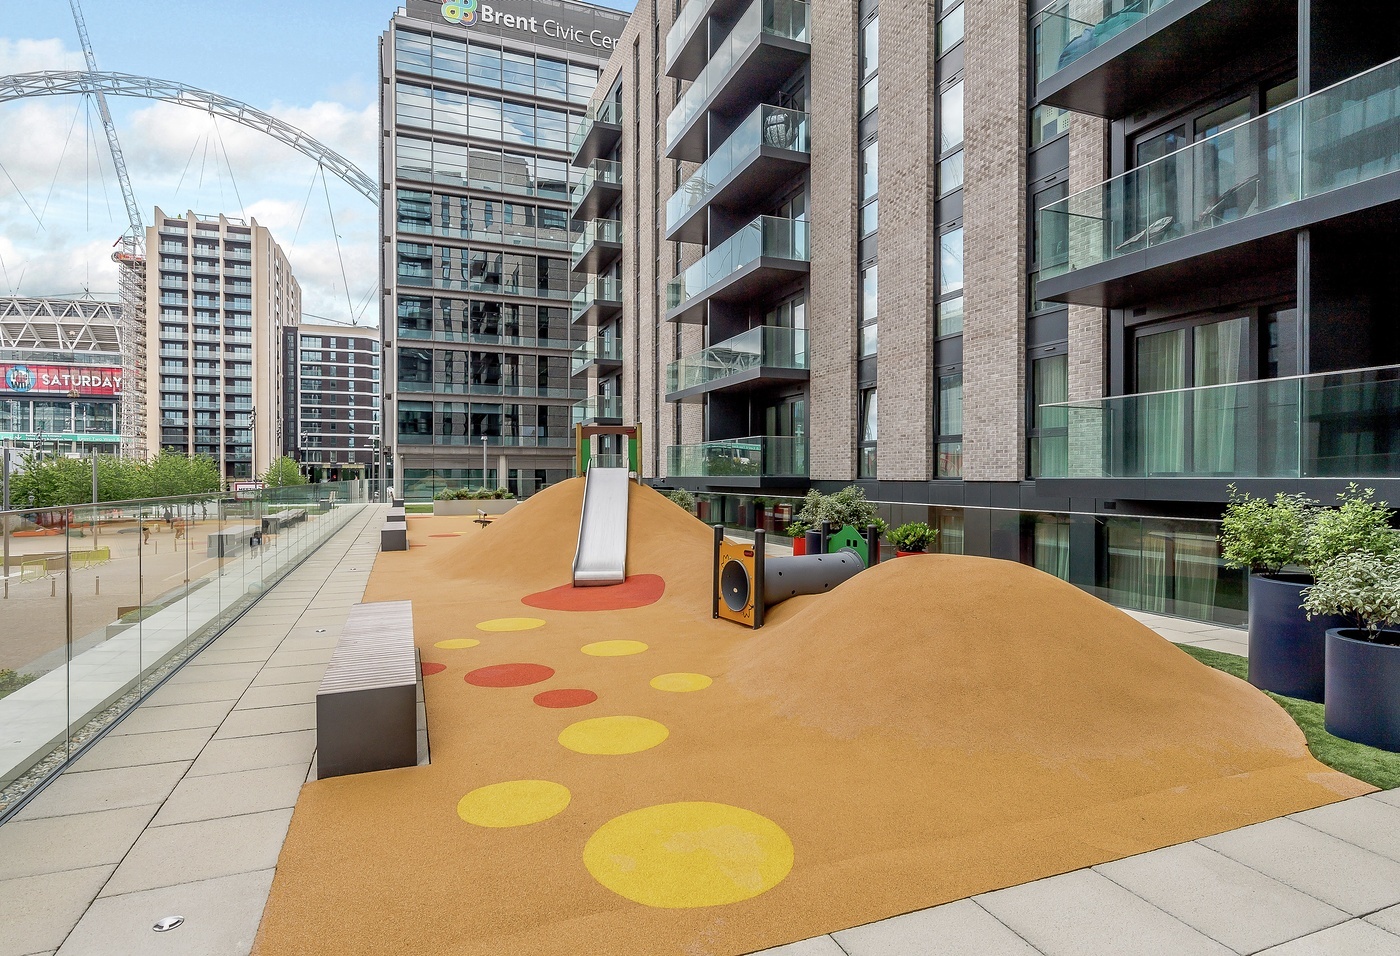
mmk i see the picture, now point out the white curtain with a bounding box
[1193,317,1246,474]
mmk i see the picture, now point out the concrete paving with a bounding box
[5,520,1398,956]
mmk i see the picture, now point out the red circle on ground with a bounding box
[522,574,667,612]
[421,662,447,676]
[533,688,598,708]
[429,533,461,538]
[465,663,555,688]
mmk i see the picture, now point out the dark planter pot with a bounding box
[1248,573,1346,703]
[790,537,807,556]
[1325,628,1400,752]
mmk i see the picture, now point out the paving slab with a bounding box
[212,702,316,739]
[98,807,293,897]
[233,681,320,711]
[0,865,114,956]
[1366,905,1400,937]
[143,677,252,707]
[750,936,848,955]
[1201,817,1400,916]
[151,763,307,827]
[107,700,234,737]
[57,868,276,956]
[66,727,215,774]
[185,729,316,778]
[248,662,327,687]
[1291,798,1400,863]
[0,805,158,881]
[169,660,264,684]
[976,869,1234,956]
[12,762,190,822]
[1255,920,1400,955]
[833,899,1040,955]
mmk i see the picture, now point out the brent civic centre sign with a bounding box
[1,364,123,397]
[411,0,625,53]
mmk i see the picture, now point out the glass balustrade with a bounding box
[570,219,623,265]
[572,395,623,423]
[666,327,807,393]
[665,0,810,150]
[666,435,808,478]
[666,0,709,67]
[1040,56,1400,279]
[569,97,623,156]
[1035,0,1180,84]
[666,217,810,311]
[667,106,810,230]
[572,339,624,374]
[571,277,622,319]
[1035,364,1400,479]
[569,159,623,213]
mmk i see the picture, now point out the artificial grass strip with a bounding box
[1176,643,1400,790]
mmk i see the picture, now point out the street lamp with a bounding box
[481,436,488,490]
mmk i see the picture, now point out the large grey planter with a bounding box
[1325,628,1400,752]
[1248,573,1346,703]
[433,499,518,516]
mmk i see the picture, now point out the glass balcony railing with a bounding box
[1034,365,1400,479]
[569,159,623,213]
[667,105,810,230]
[666,326,807,393]
[572,339,624,374]
[666,0,709,68]
[665,0,810,150]
[570,219,623,265]
[1035,0,1178,85]
[571,277,622,320]
[1040,56,1400,281]
[569,97,623,156]
[666,217,810,311]
[572,395,623,423]
[666,435,808,478]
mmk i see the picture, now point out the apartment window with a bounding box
[1029,352,1068,478]
[860,13,879,116]
[860,139,879,237]
[859,264,878,357]
[937,1,964,56]
[937,296,964,337]
[939,226,964,295]
[938,79,964,195]
[936,371,963,478]
[858,388,878,478]
[1031,181,1069,307]
[1031,106,1070,148]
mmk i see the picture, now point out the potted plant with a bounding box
[888,522,937,557]
[666,488,696,513]
[785,521,812,555]
[1304,550,1400,751]
[1220,487,1336,701]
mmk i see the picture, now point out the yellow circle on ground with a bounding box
[581,640,649,657]
[434,638,481,649]
[650,673,713,693]
[475,617,546,632]
[584,802,794,908]
[456,780,571,827]
[559,716,668,755]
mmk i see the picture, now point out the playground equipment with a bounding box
[571,424,642,587]
[713,523,881,629]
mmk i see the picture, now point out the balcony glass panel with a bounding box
[665,0,810,149]
[667,106,810,229]
[570,219,622,263]
[666,0,709,67]
[569,97,622,155]
[1035,365,1400,479]
[571,277,622,319]
[666,435,808,478]
[1040,56,1400,280]
[666,327,807,393]
[1036,0,1178,85]
[569,159,623,211]
[666,217,810,311]
[572,395,623,423]
[571,339,624,374]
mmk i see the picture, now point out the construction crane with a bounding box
[69,0,147,459]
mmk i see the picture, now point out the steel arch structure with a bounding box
[0,70,378,205]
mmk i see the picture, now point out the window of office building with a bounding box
[858,387,878,478]
[936,370,963,478]
[859,264,878,357]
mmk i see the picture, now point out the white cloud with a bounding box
[0,37,85,74]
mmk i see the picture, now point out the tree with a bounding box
[262,455,307,488]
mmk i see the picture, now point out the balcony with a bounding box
[571,339,624,376]
[1035,0,1290,118]
[666,435,807,483]
[666,216,809,324]
[571,277,623,326]
[571,219,624,274]
[667,105,810,243]
[664,0,810,163]
[570,97,623,167]
[569,160,623,222]
[665,326,808,402]
[667,0,747,79]
[572,395,623,425]
[1038,57,1400,307]
[1034,365,1400,496]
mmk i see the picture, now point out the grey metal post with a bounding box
[92,451,98,505]
[3,447,9,596]
[481,436,488,489]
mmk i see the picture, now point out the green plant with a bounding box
[0,668,36,698]
[888,522,937,553]
[794,486,882,534]
[1218,486,1315,575]
[784,520,811,538]
[435,488,458,501]
[1303,550,1400,638]
[1304,484,1400,568]
[490,487,515,500]
[261,455,308,489]
[665,488,695,511]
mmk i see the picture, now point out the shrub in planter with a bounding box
[785,520,811,555]
[1304,551,1400,751]
[1220,487,1337,701]
[666,489,696,512]
[1303,484,1400,568]
[888,522,937,556]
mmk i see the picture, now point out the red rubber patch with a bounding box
[421,662,447,676]
[465,663,555,687]
[533,688,598,708]
[521,574,666,611]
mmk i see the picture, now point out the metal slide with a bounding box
[572,467,630,586]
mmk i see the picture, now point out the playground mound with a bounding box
[254,478,1371,956]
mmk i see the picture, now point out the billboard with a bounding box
[0,364,124,397]
[405,0,627,54]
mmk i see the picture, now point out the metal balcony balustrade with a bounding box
[665,216,809,322]
[571,339,623,375]
[569,159,623,221]
[571,276,622,324]
[1036,0,1180,85]
[665,435,807,478]
[570,219,623,273]
[1035,364,1400,480]
[665,326,807,399]
[572,395,622,424]
[1039,55,1400,302]
[569,96,623,166]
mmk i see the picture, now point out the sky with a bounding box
[0,0,634,326]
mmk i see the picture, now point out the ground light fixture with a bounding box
[152,916,184,932]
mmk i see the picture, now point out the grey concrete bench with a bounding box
[206,528,246,558]
[381,506,407,551]
[262,509,306,534]
[315,600,418,778]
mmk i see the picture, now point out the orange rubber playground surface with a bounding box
[253,479,1370,956]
